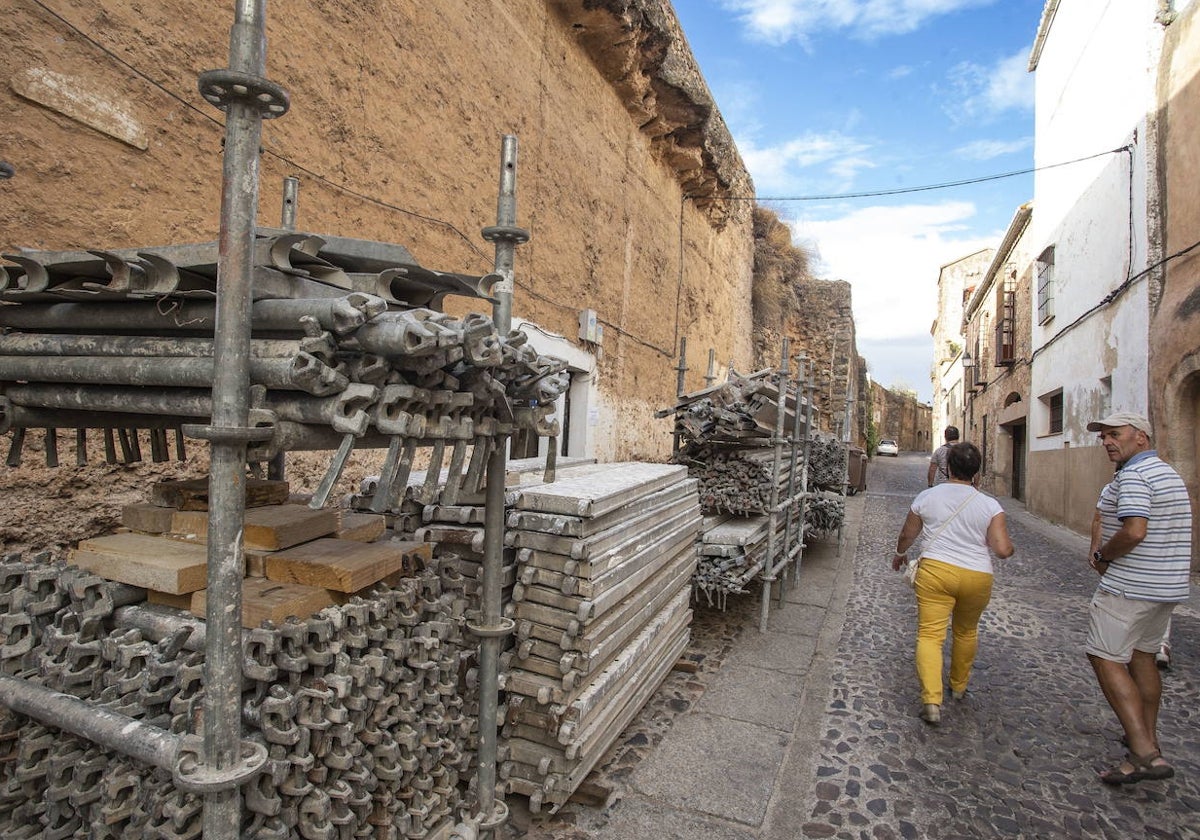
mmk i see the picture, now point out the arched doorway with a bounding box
[1165,356,1200,570]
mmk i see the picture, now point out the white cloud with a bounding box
[945,48,1035,123]
[721,0,997,45]
[954,136,1033,160]
[786,202,999,368]
[738,131,876,194]
[888,65,915,80]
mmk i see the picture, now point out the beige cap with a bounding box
[1086,412,1152,437]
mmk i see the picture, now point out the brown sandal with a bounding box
[1100,751,1175,785]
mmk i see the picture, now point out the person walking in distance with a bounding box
[892,442,1014,725]
[1085,413,1192,785]
[928,425,960,488]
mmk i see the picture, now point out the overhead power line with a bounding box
[688,145,1132,203]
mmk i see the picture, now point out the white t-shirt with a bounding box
[910,483,1004,574]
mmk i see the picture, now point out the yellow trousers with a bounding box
[914,558,994,705]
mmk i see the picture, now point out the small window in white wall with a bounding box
[1040,388,1064,435]
[1036,246,1055,325]
[1099,376,1112,418]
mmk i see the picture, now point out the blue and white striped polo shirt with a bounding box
[1097,450,1192,603]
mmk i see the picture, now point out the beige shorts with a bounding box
[1086,590,1174,663]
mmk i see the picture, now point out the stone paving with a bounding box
[509,453,1200,839]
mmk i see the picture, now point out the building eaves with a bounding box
[965,203,1033,321]
[1028,0,1061,72]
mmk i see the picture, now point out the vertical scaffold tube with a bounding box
[195,1,289,835]
[758,339,790,633]
[476,135,528,836]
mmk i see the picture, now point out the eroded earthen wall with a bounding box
[0,0,755,463]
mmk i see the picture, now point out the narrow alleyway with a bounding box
[519,452,1200,839]
[800,453,1200,839]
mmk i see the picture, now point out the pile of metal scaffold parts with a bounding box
[0,552,478,839]
[0,230,576,838]
[659,349,846,612]
[0,229,568,503]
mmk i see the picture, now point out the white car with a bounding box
[876,439,899,457]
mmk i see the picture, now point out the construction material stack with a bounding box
[659,368,810,606]
[498,462,702,812]
[0,229,571,837]
[0,231,568,508]
[803,435,847,536]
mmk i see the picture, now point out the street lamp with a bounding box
[961,350,974,368]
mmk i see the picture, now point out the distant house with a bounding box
[930,249,993,447]
[961,204,1033,500]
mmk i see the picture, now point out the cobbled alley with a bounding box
[520,452,1200,840]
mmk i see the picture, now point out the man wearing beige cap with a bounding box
[1084,412,1192,785]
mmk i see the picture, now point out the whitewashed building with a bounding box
[1024,0,1176,530]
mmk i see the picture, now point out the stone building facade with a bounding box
[930,249,994,443]
[1153,0,1200,568]
[962,205,1034,500]
[868,382,933,453]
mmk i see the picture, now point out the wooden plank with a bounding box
[151,477,290,511]
[171,503,336,551]
[121,503,175,534]
[71,533,209,594]
[266,539,431,593]
[336,512,386,543]
[11,67,149,150]
[147,590,191,610]
[191,579,333,629]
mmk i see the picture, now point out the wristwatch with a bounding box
[1092,550,1107,564]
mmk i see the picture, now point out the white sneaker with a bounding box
[920,703,941,725]
[1156,644,1172,670]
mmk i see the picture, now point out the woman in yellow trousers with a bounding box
[891,442,1014,724]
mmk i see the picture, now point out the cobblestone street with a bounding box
[516,452,1200,839]
[802,453,1200,839]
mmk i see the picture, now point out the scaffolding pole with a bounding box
[473,134,528,837]
[758,339,790,633]
[191,1,289,834]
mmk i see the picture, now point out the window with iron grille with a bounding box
[1042,389,1064,434]
[1036,246,1055,325]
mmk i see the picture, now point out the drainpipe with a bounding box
[474,135,528,836]
[190,1,289,834]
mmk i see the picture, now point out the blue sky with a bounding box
[674,0,1045,403]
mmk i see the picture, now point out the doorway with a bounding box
[1010,421,1027,501]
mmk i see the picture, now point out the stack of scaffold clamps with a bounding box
[0,530,476,838]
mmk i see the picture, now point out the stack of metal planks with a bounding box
[498,462,702,812]
[693,513,774,607]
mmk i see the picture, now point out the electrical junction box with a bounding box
[578,308,603,344]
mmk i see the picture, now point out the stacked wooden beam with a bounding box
[498,463,701,812]
[84,478,414,623]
